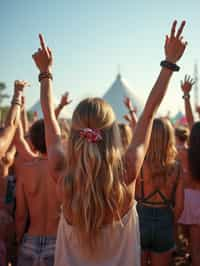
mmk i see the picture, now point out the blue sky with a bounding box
[1,0,200,116]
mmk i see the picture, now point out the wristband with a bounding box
[11,95,22,106]
[38,72,53,82]
[160,60,180,72]
[11,100,21,106]
[182,94,190,100]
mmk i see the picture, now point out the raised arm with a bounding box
[14,119,38,161]
[181,75,195,130]
[55,92,72,118]
[21,95,30,134]
[0,81,26,159]
[32,35,66,178]
[125,20,187,183]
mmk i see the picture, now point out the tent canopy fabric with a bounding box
[103,74,143,121]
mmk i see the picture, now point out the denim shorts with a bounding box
[136,203,175,253]
[17,234,56,266]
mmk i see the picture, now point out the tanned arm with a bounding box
[181,75,195,130]
[32,38,66,180]
[125,20,187,183]
[0,80,27,158]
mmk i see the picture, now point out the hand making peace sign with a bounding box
[165,20,187,63]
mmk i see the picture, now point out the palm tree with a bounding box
[0,82,9,106]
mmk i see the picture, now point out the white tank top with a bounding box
[54,200,141,266]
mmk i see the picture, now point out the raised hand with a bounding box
[165,20,187,63]
[181,75,195,94]
[14,80,30,93]
[32,34,53,72]
[60,92,72,107]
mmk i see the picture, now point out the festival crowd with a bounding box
[0,20,200,266]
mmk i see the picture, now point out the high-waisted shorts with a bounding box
[136,203,175,253]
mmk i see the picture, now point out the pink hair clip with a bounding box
[79,128,102,143]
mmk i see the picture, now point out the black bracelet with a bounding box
[38,72,53,82]
[160,60,180,72]
[11,96,21,106]
[11,100,21,106]
[182,94,190,100]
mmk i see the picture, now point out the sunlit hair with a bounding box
[145,118,177,182]
[188,122,200,181]
[64,98,130,255]
[118,123,133,153]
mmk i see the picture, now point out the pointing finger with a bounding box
[39,34,46,50]
[170,20,177,39]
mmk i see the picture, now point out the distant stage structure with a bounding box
[29,73,144,121]
[103,73,143,121]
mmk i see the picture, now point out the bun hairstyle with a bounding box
[64,98,131,254]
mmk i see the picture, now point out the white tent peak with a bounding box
[103,73,143,121]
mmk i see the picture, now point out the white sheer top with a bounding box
[54,200,141,266]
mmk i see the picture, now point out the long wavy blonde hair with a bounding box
[64,98,130,254]
[145,118,177,182]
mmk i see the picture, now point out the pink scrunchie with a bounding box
[79,128,102,143]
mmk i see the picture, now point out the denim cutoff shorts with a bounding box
[136,203,175,253]
[17,234,56,266]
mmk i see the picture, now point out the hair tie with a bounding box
[79,128,102,143]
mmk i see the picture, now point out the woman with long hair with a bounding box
[32,20,187,265]
[136,118,184,266]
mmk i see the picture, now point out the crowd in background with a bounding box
[0,20,200,266]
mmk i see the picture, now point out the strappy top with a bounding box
[137,163,180,208]
[54,201,141,266]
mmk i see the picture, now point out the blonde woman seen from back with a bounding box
[136,118,184,266]
[32,20,187,266]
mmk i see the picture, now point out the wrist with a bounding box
[58,103,63,109]
[11,94,22,107]
[38,71,53,82]
[165,57,176,64]
[160,60,180,72]
[39,66,52,73]
[182,93,190,100]
[14,89,22,97]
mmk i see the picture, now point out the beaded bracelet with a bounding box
[38,72,53,82]
[11,98,22,106]
[160,60,180,72]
